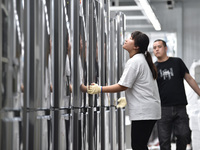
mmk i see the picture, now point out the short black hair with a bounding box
[154,39,167,47]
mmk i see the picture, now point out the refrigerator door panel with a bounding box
[24,0,51,109]
[110,107,118,150]
[28,111,51,150]
[94,110,101,150]
[35,114,51,150]
[104,110,111,150]
[1,0,23,110]
[53,109,73,150]
[71,109,82,150]
[64,113,72,150]
[81,111,88,150]
[53,0,71,108]
[1,112,21,150]
[117,108,126,150]
[109,18,118,107]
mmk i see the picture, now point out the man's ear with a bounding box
[165,46,168,52]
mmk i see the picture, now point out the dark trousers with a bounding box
[157,106,191,150]
[131,120,157,150]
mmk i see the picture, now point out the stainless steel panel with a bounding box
[115,12,126,98]
[71,0,82,107]
[109,18,118,106]
[0,0,2,148]
[52,0,71,108]
[79,0,88,108]
[28,111,51,150]
[117,108,126,150]
[52,109,72,150]
[110,107,118,150]
[88,1,96,149]
[34,0,49,109]
[81,110,89,150]
[102,0,110,107]
[81,111,89,150]
[1,111,22,150]
[24,0,51,109]
[71,109,82,150]
[94,110,101,150]
[101,107,112,150]
[1,0,23,110]
[34,111,51,150]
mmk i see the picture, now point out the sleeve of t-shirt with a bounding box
[118,60,138,88]
[179,58,189,78]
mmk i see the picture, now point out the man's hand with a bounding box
[87,83,101,94]
[117,97,127,108]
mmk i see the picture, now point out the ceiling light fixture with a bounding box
[126,16,148,20]
[135,0,161,31]
[110,6,142,11]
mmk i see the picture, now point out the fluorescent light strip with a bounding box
[135,0,161,30]
[126,16,148,20]
[126,25,153,28]
[110,6,142,11]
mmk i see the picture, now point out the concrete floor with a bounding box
[126,143,192,150]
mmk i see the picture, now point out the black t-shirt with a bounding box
[155,57,189,106]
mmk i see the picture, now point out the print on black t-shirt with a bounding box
[159,68,174,80]
[154,57,189,106]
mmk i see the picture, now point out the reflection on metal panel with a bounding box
[1,0,23,110]
[109,18,118,106]
[94,110,101,150]
[105,110,111,150]
[1,111,22,150]
[110,107,118,150]
[0,0,127,149]
[28,111,51,150]
[118,108,126,150]
[35,112,51,150]
[81,111,89,150]
[52,109,72,150]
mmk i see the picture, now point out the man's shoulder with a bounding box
[170,57,182,61]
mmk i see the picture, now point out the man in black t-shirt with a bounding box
[153,39,200,150]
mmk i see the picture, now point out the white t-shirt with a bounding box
[118,54,161,121]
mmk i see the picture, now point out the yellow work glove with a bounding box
[87,83,101,94]
[117,97,127,108]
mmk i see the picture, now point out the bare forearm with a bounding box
[185,73,200,96]
[81,84,87,93]
[187,79,200,96]
[102,84,127,93]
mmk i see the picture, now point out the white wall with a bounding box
[151,0,200,68]
[182,0,200,67]
[126,0,200,68]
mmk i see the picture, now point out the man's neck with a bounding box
[157,56,169,62]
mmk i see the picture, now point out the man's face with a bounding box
[153,41,167,59]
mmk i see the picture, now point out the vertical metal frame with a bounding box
[110,18,118,150]
[116,12,126,150]
[34,0,46,109]
[5,0,16,109]
[52,0,64,109]
[88,0,95,149]
[71,0,82,150]
[71,0,80,107]
[0,0,2,148]
[23,0,31,149]
[0,0,2,109]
